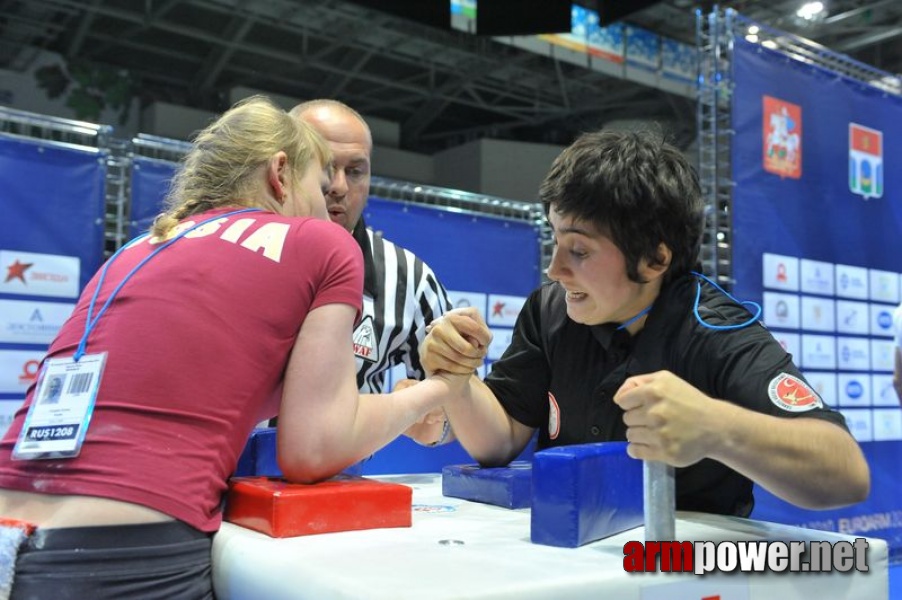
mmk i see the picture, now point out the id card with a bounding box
[12,352,106,460]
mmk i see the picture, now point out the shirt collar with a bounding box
[351,216,378,300]
[588,322,624,351]
[586,273,697,360]
[627,273,697,372]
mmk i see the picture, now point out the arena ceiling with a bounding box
[2,0,901,154]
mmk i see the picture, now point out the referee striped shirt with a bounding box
[352,217,452,393]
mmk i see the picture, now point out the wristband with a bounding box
[416,416,451,447]
[433,418,452,447]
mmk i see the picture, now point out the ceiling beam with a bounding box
[833,25,902,52]
[66,0,103,57]
[402,51,540,141]
[193,13,256,91]
[824,0,899,25]
[315,48,376,99]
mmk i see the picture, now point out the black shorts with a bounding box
[12,520,213,600]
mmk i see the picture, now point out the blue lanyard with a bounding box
[691,271,762,330]
[615,273,763,334]
[74,208,262,361]
[616,303,654,331]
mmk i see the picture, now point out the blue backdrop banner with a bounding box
[0,136,107,291]
[363,197,542,297]
[0,135,106,418]
[731,38,902,556]
[129,157,178,239]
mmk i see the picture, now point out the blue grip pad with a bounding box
[233,430,258,477]
[234,427,279,477]
[442,461,532,508]
[233,427,281,478]
[233,427,372,479]
[251,427,284,477]
[530,442,642,547]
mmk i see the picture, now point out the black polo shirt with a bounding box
[484,274,848,517]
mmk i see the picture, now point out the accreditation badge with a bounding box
[12,352,107,460]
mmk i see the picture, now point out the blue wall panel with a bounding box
[731,39,902,555]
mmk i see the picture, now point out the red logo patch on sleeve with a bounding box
[767,373,823,412]
[548,392,560,440]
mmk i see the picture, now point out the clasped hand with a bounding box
[400,308,492,445]
[420,307,492,376]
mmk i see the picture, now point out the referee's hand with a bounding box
[421,308,491,376]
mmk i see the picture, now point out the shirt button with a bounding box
[590,426,600,436]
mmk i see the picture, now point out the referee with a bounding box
[290,99,452,395]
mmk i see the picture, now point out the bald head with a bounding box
[290,100,373,149]
[291,99,372,232]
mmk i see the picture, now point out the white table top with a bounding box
[212,474,888,600]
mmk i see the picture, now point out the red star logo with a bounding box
[492,301,505,317]
[5,260,33,284]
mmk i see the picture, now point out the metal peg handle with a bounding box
[643,460,675,541]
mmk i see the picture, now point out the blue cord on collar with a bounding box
[616,303,653,331]
[691,271,762,331]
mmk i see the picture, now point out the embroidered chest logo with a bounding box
[352,316,379,363]
[548,392,561,440]
[767,373,822,412]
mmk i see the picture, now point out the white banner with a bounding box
[0,349,44,393]
[0,299,74,344]
[0,400,23,439]
[0,250,80,298]
[486,294,526,327]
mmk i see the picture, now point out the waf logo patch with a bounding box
[352,316,378,363]
[548,392,560,439]
[767,373,822,412]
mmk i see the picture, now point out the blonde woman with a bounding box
[0,96,463,599]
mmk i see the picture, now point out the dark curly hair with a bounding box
[539,129,703,283]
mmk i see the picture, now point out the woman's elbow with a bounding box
[277,448,344,485]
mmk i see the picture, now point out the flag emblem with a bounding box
[849,123,883,199]
[763,96,802,179]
